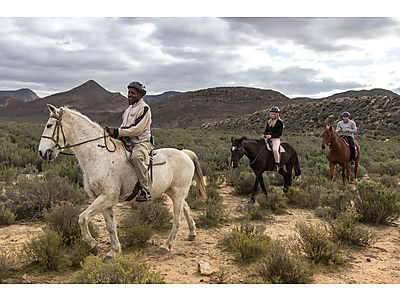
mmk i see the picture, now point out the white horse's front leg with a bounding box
[102,207,121,261]
[78,194,110,253]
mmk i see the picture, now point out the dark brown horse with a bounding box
[230,137,301,203]
[321,125,361,185]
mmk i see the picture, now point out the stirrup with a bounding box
[136,190,152,202]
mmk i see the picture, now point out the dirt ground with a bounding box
[1,182,400,284]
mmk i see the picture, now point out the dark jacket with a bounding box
[264,119,283,138]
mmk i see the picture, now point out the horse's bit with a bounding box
[41,108,116,154]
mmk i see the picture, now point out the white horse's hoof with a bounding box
[92,244,99,255]
[102,255,113,263]
[188,234,196,241]
[158,247,169,255]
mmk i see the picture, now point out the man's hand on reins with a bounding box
[105,127,119,138]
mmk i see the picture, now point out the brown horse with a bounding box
[321,125,361,185]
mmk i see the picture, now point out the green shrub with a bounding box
[355,181,400,224]
[328,211,378,246]
[286,187,319,209]
[0,206,16,225]
[68,240,93,268]
[74,255,165,284]
[44,204,99,246]
[257,239,313,284]
[319,186,354,219]
[22,230,64,270]
[256,192,287,214]
[295,221,343,265]
[379,175,399,188]
[0,249,16,283]
[0,166,20,184]
[225,221,271,261]
[5,175,86,221]
[119,212,154,249]
[197,184,225,227]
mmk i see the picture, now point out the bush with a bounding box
[354,181,400,224]
[22,230,64,270]
[328,211,378,246]
[285,187,319,209]
[319,186,354,219]
[197,183,225,227]
[257,239,313,284]
[0,206,16,225]
[295,221,343,265]
[225,221,271,261]
[5,175,86,221]
[120,196,171,249]
[256,192,287,214]
[0,249,16,283]
[74,255,165,284]
[44,204,99,246]
[69,240,94,268]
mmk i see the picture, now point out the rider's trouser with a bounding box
[129,141,154,194]
[270,138,281,163]
[341,136,355,161]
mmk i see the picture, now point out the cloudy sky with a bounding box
[1,2,400,98]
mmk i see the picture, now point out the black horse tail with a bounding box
[293,151,301,176]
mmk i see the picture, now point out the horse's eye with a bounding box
[47,124,53,128]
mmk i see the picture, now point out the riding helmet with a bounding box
[127,81,147,96]
[341,111,350,117]
[270,106,280,113]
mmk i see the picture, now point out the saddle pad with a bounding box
[266,143,285,153]
[146,150,166,166]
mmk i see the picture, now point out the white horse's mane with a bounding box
[61,106,125,151]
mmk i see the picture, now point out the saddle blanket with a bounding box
[266,143,285,153]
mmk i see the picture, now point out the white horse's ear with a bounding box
[47,104,58,116]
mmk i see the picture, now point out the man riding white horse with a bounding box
[106,81,153,202]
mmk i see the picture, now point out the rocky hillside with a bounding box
[150,86,315,129]
[202,94,400,138]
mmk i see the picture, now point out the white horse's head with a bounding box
[38,104,66,161]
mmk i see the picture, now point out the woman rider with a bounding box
[261,106,283,171]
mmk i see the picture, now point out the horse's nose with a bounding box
[321,145,326,150]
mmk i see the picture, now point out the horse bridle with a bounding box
[41,108,116,154]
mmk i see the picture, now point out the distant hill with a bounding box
[0,88,40,110]
[292,88,397,102]
[0,88,39,102]
[203,93,400,137]
[0,80,127,123]
[149,86,315,129]
[144,91,182,105]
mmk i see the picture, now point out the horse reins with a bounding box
[249,141,267,165]
[41,108,116,155]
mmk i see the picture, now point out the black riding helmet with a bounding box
[127,81,147,96]
[270,106,280,113]
[341,111,350,117]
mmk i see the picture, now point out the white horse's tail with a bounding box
[182,149,206,199]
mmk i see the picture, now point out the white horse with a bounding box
[38,104,206,260]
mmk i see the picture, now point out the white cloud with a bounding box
[0,17,400,98]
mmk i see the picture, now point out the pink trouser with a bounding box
[271,138,280,163]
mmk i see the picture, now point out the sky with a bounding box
[1,1,400,99]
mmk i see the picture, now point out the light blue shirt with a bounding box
[336,119,357,138]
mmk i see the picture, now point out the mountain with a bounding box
[0,88,40,102]
[0,80,127,123]
[0,88,40,110]
[150,86,313,129]
[292,88,397,102]
[203,93,400,137]
[144,91,182,105]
